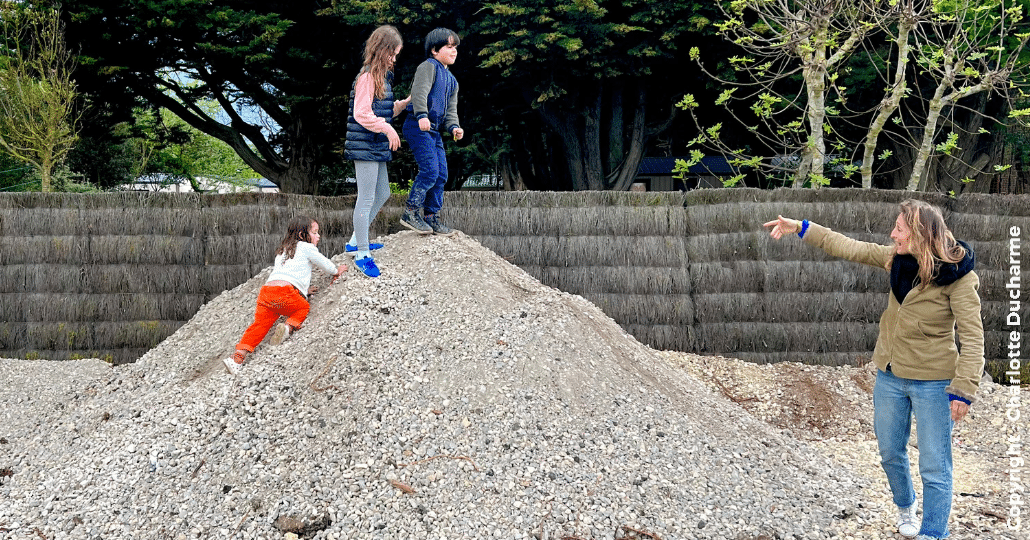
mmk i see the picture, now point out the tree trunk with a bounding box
[608,82,625,174]
[608,83,649,192]
[583,90,604,190]
[499,153,526,191]
[861,14,913,188]
[793,24,829,187]
[537,97,588,190]
[908,82,949,191]
[41,164,53,192]
[276,117,321,194]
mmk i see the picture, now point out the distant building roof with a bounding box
[771,154,857,176]
[126,174,279,193]
[637,156,736,176]
[245,178,279,189]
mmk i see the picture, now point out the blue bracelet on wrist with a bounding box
[948,393,972,405]
[798,219,810,239]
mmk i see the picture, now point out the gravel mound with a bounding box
[1,231,868,540]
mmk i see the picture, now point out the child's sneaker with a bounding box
[270,323,292,345]
[345,242,384,254]
[423,214,456,236]
[223,354,244,375]
[353,256,381,278]
[896,504,919,538]
[400,209,433,234]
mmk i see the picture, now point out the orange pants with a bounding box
[236,285,309,352]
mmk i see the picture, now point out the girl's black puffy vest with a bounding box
[344,71,395,162]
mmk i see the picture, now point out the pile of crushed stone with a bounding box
[1,231,875,540]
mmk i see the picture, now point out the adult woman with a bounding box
[764,199,984,540]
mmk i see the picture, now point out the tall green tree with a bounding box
[681,0,1030,192]
[58,0,366,194]
[139,106,263,191]
[473,0,713,191]
[0,7,80,192]
[333,0,718,191]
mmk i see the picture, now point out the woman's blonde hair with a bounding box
[362,25,402,100]
[896,199,967,288]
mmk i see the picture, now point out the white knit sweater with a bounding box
[265,242,337,297]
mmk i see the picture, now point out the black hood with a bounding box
[891,240,974,302]
[933,240,975,286]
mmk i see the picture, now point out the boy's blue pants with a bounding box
[403,117,448,215]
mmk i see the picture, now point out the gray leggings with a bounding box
[353,161,391,254]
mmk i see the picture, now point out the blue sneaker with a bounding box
[345,242,384,253]
[353,256,380,278]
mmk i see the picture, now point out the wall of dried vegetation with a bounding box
[1,189,1026,379]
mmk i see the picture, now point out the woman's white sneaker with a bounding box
[897,504,919,538]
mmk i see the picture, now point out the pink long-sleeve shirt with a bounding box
[353,71,407,136]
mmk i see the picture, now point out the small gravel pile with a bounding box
[1,231,871,540]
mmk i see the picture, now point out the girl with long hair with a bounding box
[344,25,411,277]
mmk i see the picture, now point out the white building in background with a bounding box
[121,174,280,193]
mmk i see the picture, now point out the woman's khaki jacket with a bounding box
[803,223,985,402]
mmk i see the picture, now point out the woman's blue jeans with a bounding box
[874,368,954,539]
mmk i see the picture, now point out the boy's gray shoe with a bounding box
[424,214,456,236]
[400,208,433,234]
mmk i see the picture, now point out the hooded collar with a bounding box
[934,240,975,286]
[890,240,974,303]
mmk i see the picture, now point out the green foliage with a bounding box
[678,94,699,109]
[809,174,831,187]
[682,0,1030,191]
[0,151,34,192]
[934,132,961,155]
[0,7,80,192]
[60,0,361,194]
[722,173,745,187]
[134,106,262,191]
[475,0,693,97]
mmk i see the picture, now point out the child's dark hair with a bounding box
[424,27,460,58]
[277,215,315,261]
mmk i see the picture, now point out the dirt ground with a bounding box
[660,351,1026,540]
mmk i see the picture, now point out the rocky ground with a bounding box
[663,352,1026,540]
[0,230,1025,540]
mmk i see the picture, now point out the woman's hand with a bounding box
[418,117,431,132]
[951,400,970,422]
[763,215,802,240]
[452,127,464,141]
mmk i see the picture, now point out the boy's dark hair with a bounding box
[277,215,315,261]
[424,27,460,58]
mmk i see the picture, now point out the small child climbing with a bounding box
[223,216,346,375]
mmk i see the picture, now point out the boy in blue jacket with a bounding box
[400,28,464,236]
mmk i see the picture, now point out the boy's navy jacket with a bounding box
[406,58,459,133]
[345,72,396,162]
